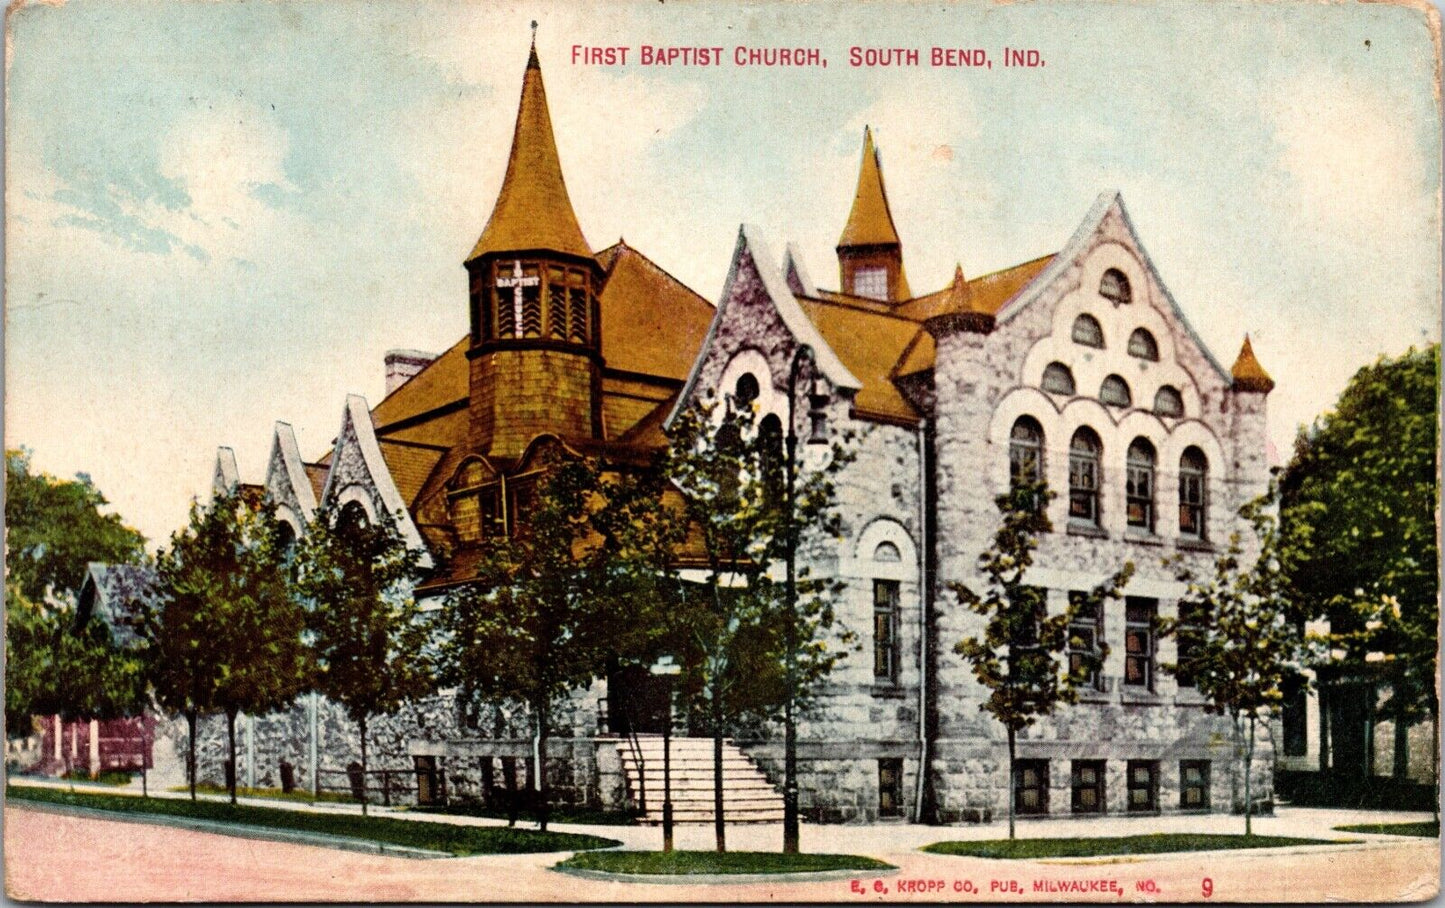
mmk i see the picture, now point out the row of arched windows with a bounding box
[1041,363,1184,418]
[1072,315,1160,362]
[1009,417,1208,538]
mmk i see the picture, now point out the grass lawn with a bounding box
[7,785,620,856]
[168,783,357,805]
[558,850,894,875]
[1334,821,1440,838]
[416,803,641,826]
[922,833,1352,860]
[61,770,132,786]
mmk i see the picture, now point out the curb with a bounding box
[550,862,899,886]
[9,799,452,860]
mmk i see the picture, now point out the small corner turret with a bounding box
[1231,334,1275,394]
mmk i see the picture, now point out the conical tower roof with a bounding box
[838,126,903,249]
[467,40,594,264]
[1231,334,1275,393]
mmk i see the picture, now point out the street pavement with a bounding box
[4,778,1439,902]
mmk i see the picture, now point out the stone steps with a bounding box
[618,735,784,825]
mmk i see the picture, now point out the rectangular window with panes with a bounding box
[1180,760,1210,810]
[878,758,904,818]
[873,580,900,683]
[1071,760,1105,814]
[1015,759,1049,815]
[1124,598,1156,690]
[1174,600,1207,688]
[1127,760,1159,812]
[1068,592,1104,691]
[854,266,888,300]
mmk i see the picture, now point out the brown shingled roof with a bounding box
[303,463,328,503]
[798,297,922,421]
[838,127,903,250]
[377,440,447,507]
[598,242,715,381]
[466,45,593,264]
[896,255,1054,322]
[371,337,469,441]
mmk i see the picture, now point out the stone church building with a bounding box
[194,40,1277,824]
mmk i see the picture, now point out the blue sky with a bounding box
[6,0,1441,545]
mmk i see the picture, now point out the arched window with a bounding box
[1100,269,1132,305]
[1072,314,1105,348]
[1126,438,1156,532]
[1041,362,1076,395]
[734,372,760,405]
[873,541,902,562]
[757,413,784,497]
[1153,386,1184,418]
[1068,428,1102,525]
[1099,375,1132,408]
[1009,417,1044,490]
[1179,447,1208,538]
[1128,328,1159,361]
[276,520,298,569]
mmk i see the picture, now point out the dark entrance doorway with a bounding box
[606,664,671,735]
[1327,681,1373,777]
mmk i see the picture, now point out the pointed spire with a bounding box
[467,34,593,264]
[1231,334,1275,393]
[838,126,903,249]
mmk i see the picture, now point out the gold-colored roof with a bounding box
[376,440,447,507]
[370,336,470,444]
[896,255,1054,321]
[799,296,923,420]
[1231,335,1275,393]
[838,127,903,249]
[466,45,594,264]
[597,241,715,380]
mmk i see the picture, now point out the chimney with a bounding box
[385,349,438,394]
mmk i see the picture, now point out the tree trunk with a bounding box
[1244,716,1255,837]
[1432,706,1439,826]
[712,686,726,853]
[359,715,369,817]
[1006,726,1017,841]
[226,708,239,805]
[536,702,551,833]
[186,710,198,801]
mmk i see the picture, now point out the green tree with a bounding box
[437,444,675,832]
[143,492,310,803]
[293,504,432,815]
[5,449,145,604]
[951,481,1132,840]
[1162,491,1307,835]
[1279,344,1439,789]
[663,394,853,853]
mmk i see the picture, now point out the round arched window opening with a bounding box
[1042,362,1076,395]
[1099,375,1132,408]
[1100,269,1132,305]
[1072,314,1105,348]
[336,500,371,537]
[1128,328,1159,361]
[734,372,760,405]
[873,541,902,563]
[1154,386,1184,418]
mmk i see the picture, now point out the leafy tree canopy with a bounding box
[1279,344,1439,721]
[5,449,146,603]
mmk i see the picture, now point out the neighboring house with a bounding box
[29,565,157,779]
[186,40,1277,823]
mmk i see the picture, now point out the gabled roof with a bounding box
[370,336,469,443]
[597,241,715,381]
[79,563,158,647]
[376,439,448,507]
[466,43,593,264]
[838,127,903,250]
[797,297,923,420]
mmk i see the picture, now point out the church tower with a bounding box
[837,127,911,302]
[465,36,604,460]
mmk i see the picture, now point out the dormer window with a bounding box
[854,267,888,300]
[1100,269,1132,305]
[1072,314,1105,348]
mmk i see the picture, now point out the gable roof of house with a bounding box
[597,242,715,381]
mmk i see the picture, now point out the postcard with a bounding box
[4,0,1441,902]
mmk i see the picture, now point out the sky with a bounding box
[5,0,1441,546]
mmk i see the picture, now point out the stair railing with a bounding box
[619,699,646,816]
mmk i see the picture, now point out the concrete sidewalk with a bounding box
[7,773,1434,857]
